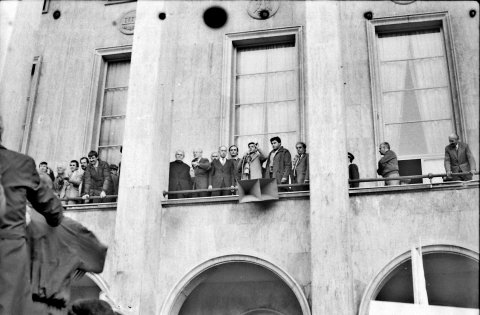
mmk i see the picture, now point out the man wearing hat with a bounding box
[110,164,119,197]
[348,152,360,188]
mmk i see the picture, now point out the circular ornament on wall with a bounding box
[247,0,280,20]
[118,10,136,35]
[391,0,417,5]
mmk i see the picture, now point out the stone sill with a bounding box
[104,0,136,6]
[63,180,478,211]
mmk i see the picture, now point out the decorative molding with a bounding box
[117,10,136,35]
[247,0,280,20]
[21,56,42,154]
[159,254,311,315]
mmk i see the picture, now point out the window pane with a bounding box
[98,146,122,166]
[235,104,264,136]
[384,120,453,155]
[99,117,125,146]
[105,60,131,88]
[103,88,128,116]
[383,88,452,123]
[378,29,443,61]
[266,101,298,134]
[266,43,295,72]
[265,71,296,102]
[236,75,266,104]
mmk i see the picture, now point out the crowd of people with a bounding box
[38,150,120,204]
[168,133,477,199]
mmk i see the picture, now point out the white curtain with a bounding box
[98,60,130,165]
[378,29,454,157]
[235,43,299,154]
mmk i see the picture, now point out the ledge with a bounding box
[61,180,478,211]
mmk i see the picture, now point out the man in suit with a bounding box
[82,150,113,203]
[444,134,476,181]
[291,141,309,191]
[264,137,292,189]
[228,145,242,183]
[377,142,400,186]
[348,152,360,188]
[168,150,193,199]
[191,148,211,197]
[0,115,64,315]
[209,146,235,196]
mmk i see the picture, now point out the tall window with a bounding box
[234,42,299,152]
[97,60,130,165]
[368,14,462,182]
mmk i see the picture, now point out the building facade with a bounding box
[0,1,478,314]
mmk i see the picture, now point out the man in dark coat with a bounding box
[444,134,477,181]
[291,141,309,191]
[0,116,64,315]
[168,150,193,199]
[82,151,113,203]
[191,148,211,197]
[348,152,360,188]
[377,142,400,186]
[228,145,242,184]
[264,136,292,187]
[208,146,235,196]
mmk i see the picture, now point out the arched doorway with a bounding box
[161,255,311,315]
[359,245,479,314]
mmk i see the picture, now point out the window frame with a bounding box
[220,26,305,148]
[366,11,465,163]
[84,46,132,155]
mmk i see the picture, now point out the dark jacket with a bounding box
[377,150,399,177]
[265,146,292,183]
[291,153,309,184]
[83,160,113,196]
[209,159,235,188]
[169,160,193,198]
[444,142,476,173]
[0,145,64,315]
[349,163,360,188]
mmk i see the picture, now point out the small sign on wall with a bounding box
[118,10,135,35]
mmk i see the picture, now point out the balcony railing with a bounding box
[60,171,478,207]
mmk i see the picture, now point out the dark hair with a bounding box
[68,299,114,315]
[296,141,306,149]
[247,142,256,147]
[270,136,281,144]
[70,160,79,167]
[380,142,391,150]
[87,150,98,158]
[229,145,238,151]
[39,161,48,166]
[120,146,123,153]
[80,157,88,163]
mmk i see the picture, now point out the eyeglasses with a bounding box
[296,147,303,149]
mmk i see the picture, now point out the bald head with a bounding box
[448,134,459,148]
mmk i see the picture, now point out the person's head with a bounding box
[57,166,66,176]
[80,157,89,170]
[193,148,203,159]
[70,160,79,172]
[110,164,118,175]
[448,134,459,148]
[348,152,354,163]
[87,150,99,165]
[296,142,306,155]
[211,152,219,160]
[379,142,390,155]
[270,136,281,150]
[248,142,257,153]
[219,146,228,158]
[229,145,239,158]
[175,150,185,161]
[39,161,48,173]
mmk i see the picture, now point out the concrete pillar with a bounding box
[305,2,355,314]
[106,1,173,314]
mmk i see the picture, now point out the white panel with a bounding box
[369,301,479,315]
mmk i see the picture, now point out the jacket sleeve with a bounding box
[465,144,476,171]
[101,162,113,193]
[25,157,63,227]
[83,168,91,195]
[281,150,292,180]
[258,149,267,163]
[208,162,215,186]
[305,154,310,182]
[377,158,383,175]
[198,158,211,171]
[229,161,235,186]
[69,171,82,186]
[444,147,452,173]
